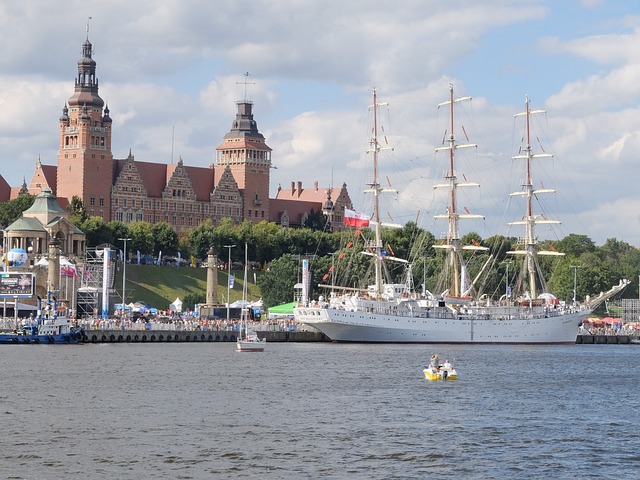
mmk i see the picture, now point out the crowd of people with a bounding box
[0,315,310,333]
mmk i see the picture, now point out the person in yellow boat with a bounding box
[443,359,452,369]
[429,354,440,369]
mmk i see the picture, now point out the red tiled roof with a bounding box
[183,165,215,201]
[269,198,322,225]
[0,175,10,202]
[114,159,167,197]
[216,139,272,152]
[275,181,340,202]
[40,164,58,193]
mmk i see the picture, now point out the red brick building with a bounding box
[5,36,354,233]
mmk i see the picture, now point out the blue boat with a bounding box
[0,295,84,345]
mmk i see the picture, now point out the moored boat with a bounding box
[294,88,630,344]
[236,243,266,352]
[0,296,83,345]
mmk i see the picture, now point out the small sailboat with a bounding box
[236,243,266,352]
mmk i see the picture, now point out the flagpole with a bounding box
[119,238,131,315]
[224,244,235,320]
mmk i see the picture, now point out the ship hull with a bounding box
[0,329,84,345]
[294,307,585,344]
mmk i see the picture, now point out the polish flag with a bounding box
[344,209,370,227]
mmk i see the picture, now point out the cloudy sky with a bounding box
[1,0,639,246]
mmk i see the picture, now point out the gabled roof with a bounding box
[114,158,167,198]
[182,165,215,201]
[115,157,216,201]
[0,174,10,202]
[27,159,58,195]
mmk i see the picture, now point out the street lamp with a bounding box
[224,244,236,320]
[119,238,131,313]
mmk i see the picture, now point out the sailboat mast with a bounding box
[446,86,460,295]
[371,88,384,296]
[242,242,248,327]
[523,97,537,297]
[509,95,559,299]
[433,85,479,297]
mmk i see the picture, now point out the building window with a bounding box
[90,196,96,206]
[99,197,104,207]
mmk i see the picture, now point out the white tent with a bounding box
[35,257,49,267]
[169,297,183,313]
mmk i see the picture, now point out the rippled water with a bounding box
[1,342,638,479]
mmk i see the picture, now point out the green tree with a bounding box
[81,216,113,247]
[189,219,215,260]
[128,221,154,255]
[67,195,88,226]
[152,222,179,256]
[257,254,300,307]
[0,194,35,228]
[108,221,130,247]
[253,221,285,263]
[302,208,330,231]
[555,234,595,257]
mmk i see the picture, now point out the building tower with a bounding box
[56,36,113,220]
[215,100,272,224]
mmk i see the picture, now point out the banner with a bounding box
[228,274,235,288]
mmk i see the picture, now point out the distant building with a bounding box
[271,181,353,230]
[5,35,353,233]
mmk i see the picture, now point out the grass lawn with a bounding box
[115,264,263,311]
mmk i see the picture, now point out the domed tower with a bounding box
[215,98,272,224]
[56,35,114,220]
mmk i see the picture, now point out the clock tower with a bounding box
[56,36,113,219]
[215,100,272,224]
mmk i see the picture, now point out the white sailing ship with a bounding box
[294,88,629,344]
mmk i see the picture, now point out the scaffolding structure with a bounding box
[76,246,117,317]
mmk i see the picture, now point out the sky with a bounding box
[1,0,640,246]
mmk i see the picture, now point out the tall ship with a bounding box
[294,87,629,343]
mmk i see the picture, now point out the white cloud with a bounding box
[1,1,640,245]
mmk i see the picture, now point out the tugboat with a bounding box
[0,294,84,345]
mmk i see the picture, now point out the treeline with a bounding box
[255,224,640,308]
[2,195,637,308]
[78,216,640,308]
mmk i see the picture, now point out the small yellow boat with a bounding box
[423,365,457,381]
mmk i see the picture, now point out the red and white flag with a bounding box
[344,208,370,227]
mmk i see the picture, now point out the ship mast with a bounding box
[508,95,563,299]
[433,85,485,297]
[365,88,395,297]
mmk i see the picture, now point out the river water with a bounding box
[1,342,638,479]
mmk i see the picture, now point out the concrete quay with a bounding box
[576,334,638,344]
[81,329,330,343]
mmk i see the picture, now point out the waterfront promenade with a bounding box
[1,317,637,344]
[0,316,329,343]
